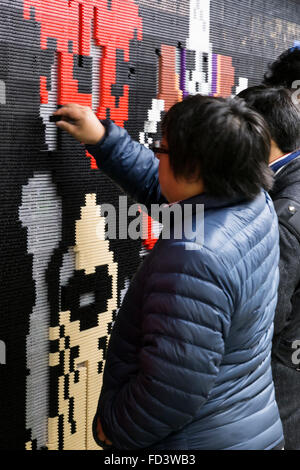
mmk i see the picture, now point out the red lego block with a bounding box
[141,212,158,251]
[85,150,98,170]
[158,45,182,112]
[40,76,48,104]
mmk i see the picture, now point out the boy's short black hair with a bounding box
[263,48,300,88]
[238,85,300,154]
[162,94,272,200]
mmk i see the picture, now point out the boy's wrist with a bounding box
[86,120,107,146]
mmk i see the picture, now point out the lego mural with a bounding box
[1,0,300,450]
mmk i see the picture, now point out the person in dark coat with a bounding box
[53,95,284,450]
[238,85,300,450]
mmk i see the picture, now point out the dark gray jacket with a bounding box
[270,157,300,368]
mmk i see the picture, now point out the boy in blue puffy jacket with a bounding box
[54,95,284,450]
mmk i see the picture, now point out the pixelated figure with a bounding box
[19,0,144,451]
[46,194,118,450]
[0,0,143,450]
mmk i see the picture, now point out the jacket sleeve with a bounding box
[86,120,166,208]
[96,246,233,449]
[274,222,300,335]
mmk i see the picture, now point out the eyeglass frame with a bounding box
[149,143,169,156]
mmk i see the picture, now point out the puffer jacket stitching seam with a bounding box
[221,350,272,372]
[119,391,167,438]
[239,246,279,288]
[211,366,273,402]
[216,359,274,392]
[146,241,231,286]
[221,220,277,275]
[111,414,146,449]
[196,202,272,264]
[105,350,138,372]
[143,264,233,300]
[144,348,222,378]
[222,231,278,311]
[249,290,278,316]
[142,310,225,334]
[107,330,223,372]
[239,266,279,312]
[224,325,274,355]
[145,271,232,307]
[144,237,238,314]
[150,374,209,399]
[145,291,230,318]
[228,221,278,274]
[142,328,224,352]
[191,407,279,437]
[132,381,193,423]
[106,389,160,449]
[146,270,228,285]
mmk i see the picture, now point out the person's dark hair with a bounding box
[263,48,300,88]
[162,94,272,200]
[238,85,300,154]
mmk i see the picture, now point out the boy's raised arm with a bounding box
[54,104,164,207]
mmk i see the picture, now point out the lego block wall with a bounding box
[0,0,300,450]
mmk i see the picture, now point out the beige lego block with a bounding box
[63,366,87,450]
[49,352,59,367]
[25,441,32,451]
[74,194,116,275]
[48,417,59,450]
[59,337,65,351]
[50,326,60,342]
[47,443,59,451]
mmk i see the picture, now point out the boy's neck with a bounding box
[166,180,205,203]
[269,140,287,164]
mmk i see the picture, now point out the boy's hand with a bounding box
[97,416,113,446]
[53,103,106,145]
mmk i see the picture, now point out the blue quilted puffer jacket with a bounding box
[86,121,284,450]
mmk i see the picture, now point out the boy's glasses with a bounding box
[149,141,169,156]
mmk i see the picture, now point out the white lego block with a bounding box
[236,77,249,96]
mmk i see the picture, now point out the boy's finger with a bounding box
[53,107,69,116]
[64,103,85,109]
[96,418,106,441]
[54,106,81,121]
[56,120,77,135]
[53,103,79,112]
